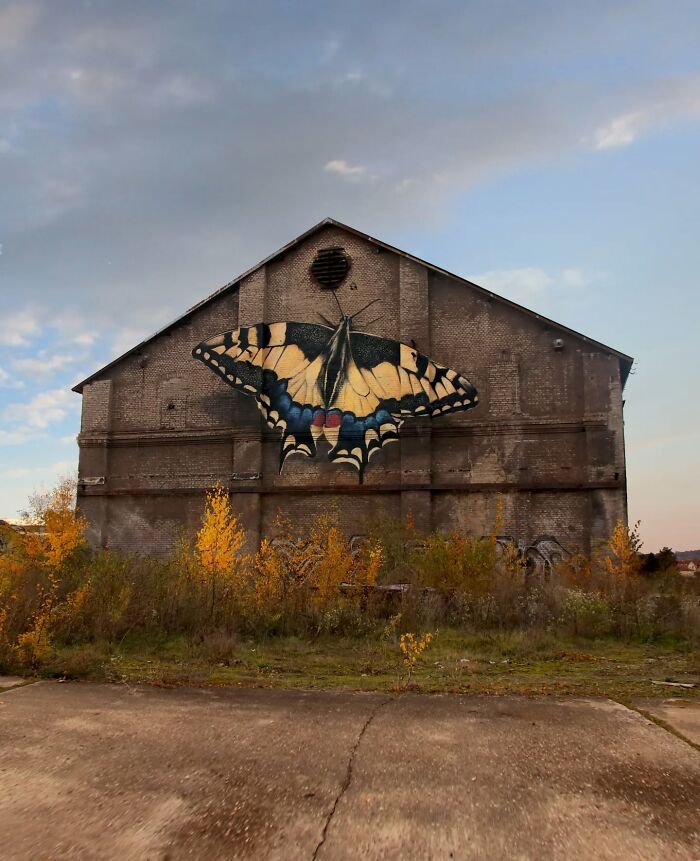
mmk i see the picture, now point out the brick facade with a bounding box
[74,220,632,557]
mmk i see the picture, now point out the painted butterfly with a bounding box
[192,311,478,481]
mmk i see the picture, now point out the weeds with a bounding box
[399,631,435,685]
[0,477,698,678]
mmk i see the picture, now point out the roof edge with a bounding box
[73,216,634,393]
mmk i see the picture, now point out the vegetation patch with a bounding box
[0,478,698,699]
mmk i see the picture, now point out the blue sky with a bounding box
[1,1,698,550]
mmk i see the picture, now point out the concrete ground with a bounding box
[1,683,699,860]
[633,698,700,748]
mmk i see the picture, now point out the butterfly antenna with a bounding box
[352,297,382,319]
[331,290,345,319]
[360,315,383,328]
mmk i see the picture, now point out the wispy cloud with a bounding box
[0,428,34,445]
[0,309,41,346]
[111,329,146,358]
[72,332,96,347]
[4,388,76,429]
[594,112,646,150]
[0,459,74,481]
[472,267,590,303]
[12,353,81,379]
[0,366,24,389]
[324,159,369,180]
[593,76,700,151]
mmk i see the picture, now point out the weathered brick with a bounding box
[74,221,632,556]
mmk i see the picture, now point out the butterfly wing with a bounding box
[192,322,334,468]
[193,321,479,482]
[323,331,479,479]
[349,331,479,418]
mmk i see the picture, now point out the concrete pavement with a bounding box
[0,682,699,860]
[633,698,700,748]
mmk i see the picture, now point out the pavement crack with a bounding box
[615,699,700,753]
[311,695,394,860]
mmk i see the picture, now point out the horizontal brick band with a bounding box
[78,480,623,498]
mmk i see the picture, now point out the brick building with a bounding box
[73,218,633,557]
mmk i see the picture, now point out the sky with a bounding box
[1,0,699,551]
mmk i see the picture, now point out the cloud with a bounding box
[0,2,697,340]
[474,267,553,301]
[594,111,646,150]
[0,428,34,445]
[12,353,80,378]
[560,268,587,288]
[0,466,33,479]
[0,6,696,352]
[72,332,96,346]
[0,309,41,346]
[324,159,369,179]
[110,324,155,358]
[593,76,700,150]
[48,311,99,348]
[472,267,590,304]
[0,366,24,389]
[0,460,76,482]
[4,388,76,429]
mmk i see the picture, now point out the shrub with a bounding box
[562,588,613,637]
[1,478,698,666]
[195,485,246,623]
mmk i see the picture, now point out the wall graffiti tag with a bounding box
[193,301,478,481]
[495,535,571,574]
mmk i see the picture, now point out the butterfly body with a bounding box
[193,315,478,481]
[320,316,352,407]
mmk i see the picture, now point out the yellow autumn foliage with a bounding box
[603,520,643,581]
[307,513,354,611]
[194,485,246,621]
[399,631,435,682]
[0,475,697,670]
[195,485,246,580]
[15,599,54,668]
[20,476,87,567]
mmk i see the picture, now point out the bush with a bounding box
[562,588,613,637]
[1,480,698,672]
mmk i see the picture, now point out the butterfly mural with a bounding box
[192,300,479,481]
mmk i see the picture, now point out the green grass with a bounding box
[31,630,700,698]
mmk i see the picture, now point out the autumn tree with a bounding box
[22,475,87,568]
[3,475,87,668]
[195,486,246,620]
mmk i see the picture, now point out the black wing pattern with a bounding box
[192,321,478,480]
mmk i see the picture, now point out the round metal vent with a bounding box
[310,247,351,289]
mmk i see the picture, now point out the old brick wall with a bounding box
[76,224,628,556]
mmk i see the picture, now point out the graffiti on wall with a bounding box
[495,535,571,575]
[193,301,478,481]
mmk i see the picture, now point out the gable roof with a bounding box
[73,217,634,393]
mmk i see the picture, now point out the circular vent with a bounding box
[310,247,351,289]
